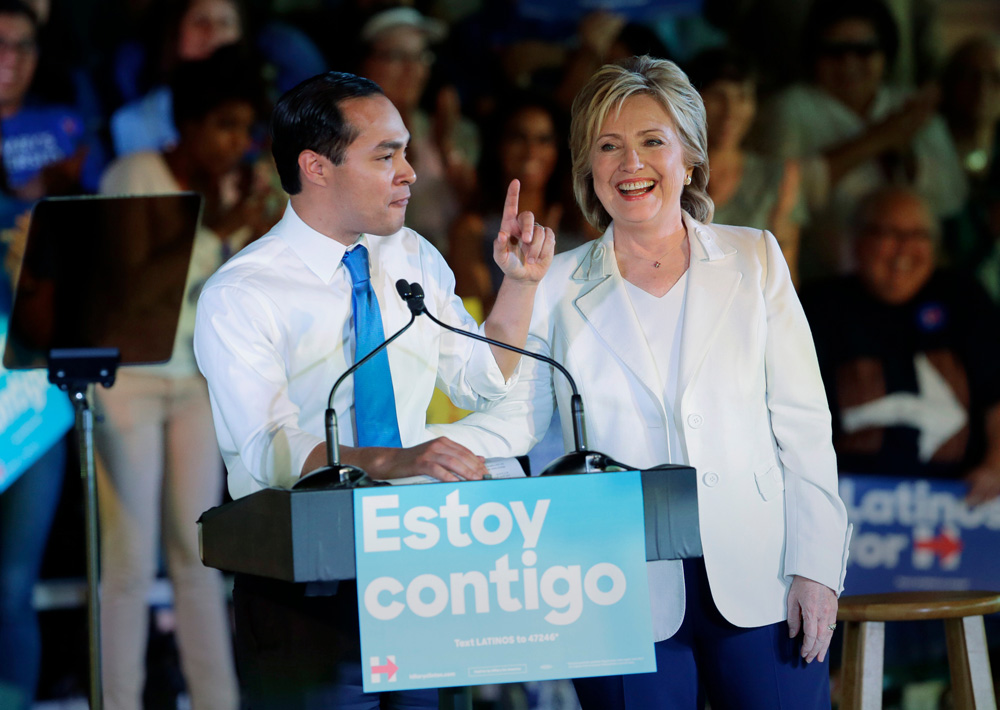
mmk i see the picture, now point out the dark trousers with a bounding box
[233,574,438,710]
[0,441,65,710]
[573,558,831,710]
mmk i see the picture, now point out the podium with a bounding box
[198,467,702,581]
[198,468,701,708]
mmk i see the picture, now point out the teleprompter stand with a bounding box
[4,194,204,709]
[49,348,120,710]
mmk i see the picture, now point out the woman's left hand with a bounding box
[493,179,555,283]
[787,575,838,663]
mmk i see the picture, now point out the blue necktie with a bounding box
[342,245,402,447]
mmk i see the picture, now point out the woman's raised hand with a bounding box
[493,179,555,283]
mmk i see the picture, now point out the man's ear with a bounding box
[298,150,331,188]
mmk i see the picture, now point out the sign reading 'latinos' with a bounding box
[840,474,1000,595]
[353,472,656,692]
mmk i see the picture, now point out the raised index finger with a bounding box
[500,179,521,233]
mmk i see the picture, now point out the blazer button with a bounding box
[687,413,704,428]
[702,471,719,487]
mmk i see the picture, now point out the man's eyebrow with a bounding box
[374,137,410,151]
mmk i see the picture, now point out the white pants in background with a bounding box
[95,372,238,710]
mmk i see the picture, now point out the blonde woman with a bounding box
[476,56,851,709]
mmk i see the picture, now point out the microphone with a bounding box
[293,293,419,491]
[396,279,424,316]
[397,280,627,475]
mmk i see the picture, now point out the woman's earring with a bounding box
[684,175,692,186]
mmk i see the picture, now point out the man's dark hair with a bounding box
[270,72,384,195]
[170,45,268,129]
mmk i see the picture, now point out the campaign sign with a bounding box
[353,472,656,692]
[0,317,73,494]
[840,474,1000,595]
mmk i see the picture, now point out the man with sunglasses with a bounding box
[753,0,966,282]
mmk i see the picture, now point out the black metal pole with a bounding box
[71,386,103,710]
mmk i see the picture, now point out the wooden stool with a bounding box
[837,590,1000,709]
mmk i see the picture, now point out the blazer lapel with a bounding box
[677,217,743,400]
[574,229,666,410]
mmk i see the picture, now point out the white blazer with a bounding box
[463,213,852,641]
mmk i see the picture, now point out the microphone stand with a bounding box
[397,280,627,475]
[293,310,417,491]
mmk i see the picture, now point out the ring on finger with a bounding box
[827,623,837,632]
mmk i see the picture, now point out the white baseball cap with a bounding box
[360,7,447,44]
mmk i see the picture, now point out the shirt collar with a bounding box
[274,202,371,283]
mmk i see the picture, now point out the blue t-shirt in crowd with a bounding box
[1,102,105,194]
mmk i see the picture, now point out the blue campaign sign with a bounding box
[0,317,73,494]
[353,472,656,692]
[840,474,1000,595]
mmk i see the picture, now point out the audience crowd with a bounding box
[0,0,998,708]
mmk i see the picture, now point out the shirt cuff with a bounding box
[261,427,326,490]
[467,325,521,399]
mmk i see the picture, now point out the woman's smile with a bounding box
[616,178,657,198]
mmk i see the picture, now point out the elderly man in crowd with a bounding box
[801,186,1000,504]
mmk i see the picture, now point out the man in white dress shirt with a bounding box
[193,72,553,708]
